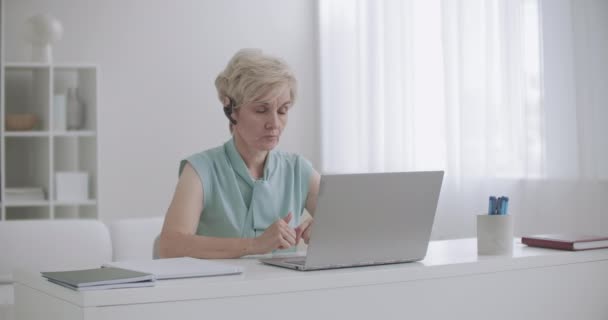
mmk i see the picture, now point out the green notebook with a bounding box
[42,267,155,291]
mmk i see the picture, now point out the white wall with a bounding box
[4,0,320,222]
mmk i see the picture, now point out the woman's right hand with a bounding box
[252,212,296,254]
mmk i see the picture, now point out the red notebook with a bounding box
[522,234,608,251]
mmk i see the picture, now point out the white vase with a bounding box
[66,88,85,130]
[31,44,53,63]
[53,94,67,131]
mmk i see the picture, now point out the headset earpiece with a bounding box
[223,97,237,125]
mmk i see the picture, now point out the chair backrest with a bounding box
[108,217,164,261]
[0,220,112,282]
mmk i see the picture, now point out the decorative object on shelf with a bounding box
[56,171,89,202]
[24,13,64,63]
[53,94,67,131]
[5,113,39,131]
[5,187,46,202]
[66,87,85,130]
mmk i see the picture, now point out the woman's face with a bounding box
[232,85,291,152]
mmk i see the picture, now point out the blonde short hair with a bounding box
[215,48,297,112]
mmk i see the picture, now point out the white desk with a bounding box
[15,239,608,320]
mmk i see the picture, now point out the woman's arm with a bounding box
[159,163,255,259]
[159,163,296,258]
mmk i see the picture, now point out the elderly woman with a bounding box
[159,49,320,259]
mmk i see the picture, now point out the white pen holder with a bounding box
[476,214,514,255]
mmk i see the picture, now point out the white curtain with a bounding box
[319,0,542,180]
[318,0,608,238]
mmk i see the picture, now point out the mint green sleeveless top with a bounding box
[179,138,313,240]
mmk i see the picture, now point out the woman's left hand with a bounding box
[295,218,314,245]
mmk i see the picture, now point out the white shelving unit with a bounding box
[0,0,3,215]
[1,63,99,220]
[1,58,99,219]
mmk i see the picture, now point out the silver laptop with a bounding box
[260,171,444,271]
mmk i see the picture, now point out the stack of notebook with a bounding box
[5,187,46,202]
[41,267,155,291]
[42,257,243,291]
[102,257,243,279]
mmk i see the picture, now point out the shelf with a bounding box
[3,131,96,137]
[53,130,96,137]
[3,131,50,137]
[53,63,98,70]
[5,66,51,131]
[4,62,51,69]
[53,200,97,206]
[4,62,97,69]
[5,206,51,220]
[3,201,50,207]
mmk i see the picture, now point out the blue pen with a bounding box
[496,197,503,215]
[488,196,496,215]
[496,196,501,215]
[502,196,509,215]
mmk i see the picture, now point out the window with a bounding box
[319,0,542,178]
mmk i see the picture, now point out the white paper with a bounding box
[103,257,243,280]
